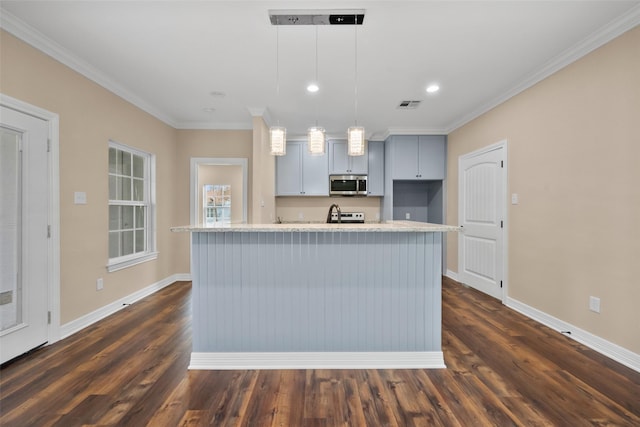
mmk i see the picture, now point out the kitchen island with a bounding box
[171,221,458,370]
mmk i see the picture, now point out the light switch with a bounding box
[511,193,519,205]
[74,191,87,205]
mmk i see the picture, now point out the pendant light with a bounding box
[347,14,365,156]
[270,27,286,156]
[307,27,326,156]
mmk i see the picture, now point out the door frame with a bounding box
[190,157,248,225]
[1,93,61,344]
[458,139,508,303]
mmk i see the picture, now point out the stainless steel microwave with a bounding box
[329,175,367,196]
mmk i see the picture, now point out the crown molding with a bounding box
[174,121,253,131]
[444,4,640,134]
[0,9,179,128]
[372,127,448,141]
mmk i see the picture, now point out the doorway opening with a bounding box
[190,158,248,225]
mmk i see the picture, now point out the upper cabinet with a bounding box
[389,135,445,180]
[367,141,384,196]
[328,140,368,175]
[276,141,329,196]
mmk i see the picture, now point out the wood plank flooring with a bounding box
[1,277,639,426]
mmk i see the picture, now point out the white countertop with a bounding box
[171,221,460,233]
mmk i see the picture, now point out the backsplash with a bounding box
[275,197,382,223]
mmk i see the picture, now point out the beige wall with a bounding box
[251,117,277,224]
[0,31,180,323]
[446,27,640,353]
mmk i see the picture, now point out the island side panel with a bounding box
[191,230,442,353]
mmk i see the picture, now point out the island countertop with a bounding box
[171,220,460,233]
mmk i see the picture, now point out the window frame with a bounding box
[203,184,231,226]
[107,140,157,272]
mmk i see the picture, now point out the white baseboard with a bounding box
[445,269,459,282]
[506,297,640,373]
[189,351,446,370]
[60,273,191,339]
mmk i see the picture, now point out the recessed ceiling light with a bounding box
[426,84,440,94]
[209,91,226,97]
[307,83,319,93]
[202,107,216,113]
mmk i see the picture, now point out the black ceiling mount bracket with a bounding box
[269,10,365,25]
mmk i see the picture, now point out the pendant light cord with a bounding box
[276,27,280,126]
[354,15,358,127]
[315,26,319,127]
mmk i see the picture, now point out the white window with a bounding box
[203,184,231,226]
[107,141,157,272]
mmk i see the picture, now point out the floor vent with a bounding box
[397,100,421,109]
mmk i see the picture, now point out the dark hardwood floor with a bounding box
[1,277,638,426]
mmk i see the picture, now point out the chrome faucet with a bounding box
[326,204,341,223]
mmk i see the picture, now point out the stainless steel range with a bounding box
[329,211,365,223]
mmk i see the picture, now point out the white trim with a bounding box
[446,5,640,133]
[106,251,158,273]
[189,157,248,226]
[445,269,459,282]
[189,351,446,370]
[59,273,188,339]
[0,93,61,345]
[174,121,253,130]
[506,297,640,374]
[458,140,508,303]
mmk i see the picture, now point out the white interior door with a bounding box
[0,105,50,364]
[458,142,506,300]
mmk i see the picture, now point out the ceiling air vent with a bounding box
[397,100,422,110]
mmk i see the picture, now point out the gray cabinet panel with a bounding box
[418,135,446,180]
[389,135,445,180]
[276,141,328,196]
[328,140,368,175]
[302,148,329,195]
[367,141,384,196]
[276,142,302,195]
[390,136,420,179]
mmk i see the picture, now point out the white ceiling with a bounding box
[2,1,639,140]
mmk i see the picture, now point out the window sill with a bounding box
[107,251,159,273]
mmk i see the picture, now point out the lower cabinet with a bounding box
[276,141,329,196]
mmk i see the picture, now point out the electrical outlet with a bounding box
[298,212,304,220]
[589,296,600,313]
[511,193,519,205]
[97,278,104,291]
[405,212,411,220]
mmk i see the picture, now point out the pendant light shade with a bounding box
[269,126,286,156]
[347,126,365,156]
[307,126,326,155]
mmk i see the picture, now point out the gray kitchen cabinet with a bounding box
[276,141,329,196]
[390,135,445,180]
[367,140,384,196]
[328,140,368,175]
